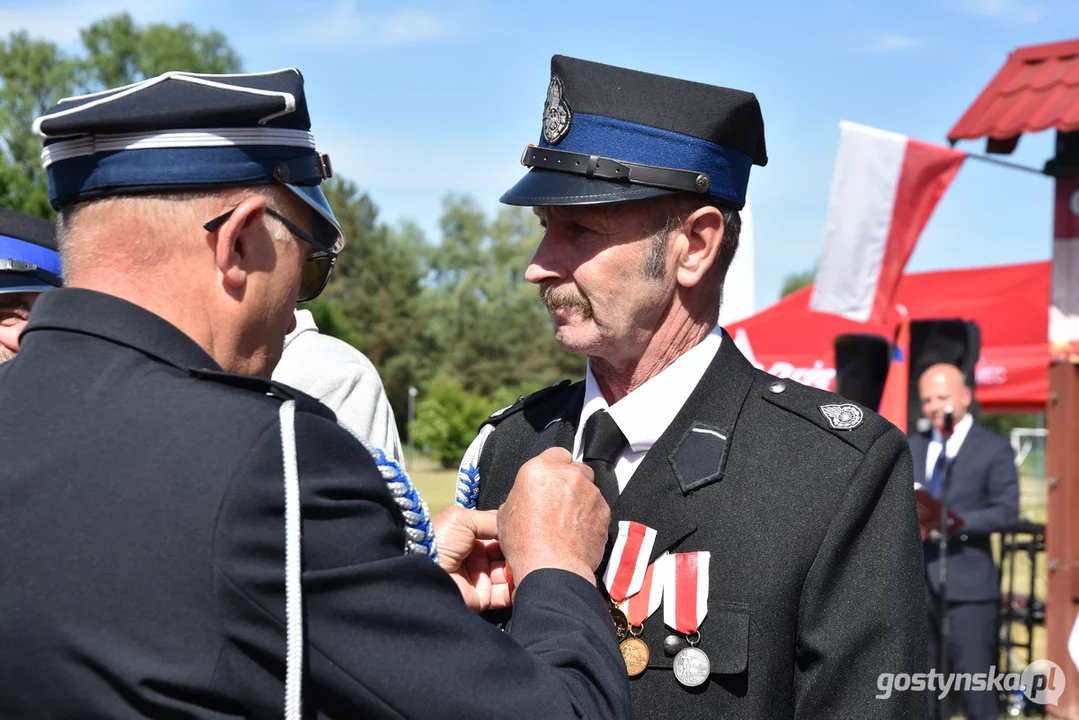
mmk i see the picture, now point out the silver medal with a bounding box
[672,646,710,687]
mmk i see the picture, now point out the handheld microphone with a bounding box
[942,406,955,440]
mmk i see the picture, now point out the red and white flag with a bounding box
[810,121,965,324]
[603,521,658,603]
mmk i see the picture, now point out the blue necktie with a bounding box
[927,449,948,498]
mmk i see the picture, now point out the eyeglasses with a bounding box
[204,207,337,303]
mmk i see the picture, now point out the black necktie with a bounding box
[582,410,628,507]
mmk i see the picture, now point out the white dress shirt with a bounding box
[572,325,723,493]
[924,412,974,482]
[273,309,404,464]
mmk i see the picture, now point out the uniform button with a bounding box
[769,381,786,394]
[960,534,969,542]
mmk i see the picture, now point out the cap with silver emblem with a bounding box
[502,55,768,211]
[0,209,61,295]
[33,68,343,255]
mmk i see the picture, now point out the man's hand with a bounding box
[433,506,511,613]
[498,447,609,587]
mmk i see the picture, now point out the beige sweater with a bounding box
[273,310,404,465]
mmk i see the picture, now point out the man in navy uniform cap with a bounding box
[459,55,927,718]
[0,208,61,362]
[0,69,631,719]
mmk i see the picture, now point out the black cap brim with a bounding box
[0,274,59,294]
[500,168,676,207]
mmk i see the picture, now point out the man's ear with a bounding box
[674,205,724,289]
[210,195,269,294]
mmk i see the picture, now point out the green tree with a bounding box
[780,267,816,298]
[0,14,242,219]
[411,375,493,468]
[0,32,79,217]
[80,13,241,89]
[320,178,430,425]
[423,195,584,398]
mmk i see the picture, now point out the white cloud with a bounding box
[949,0,1044,23]
[0,0,192,47]
[868,34,924,53]
[286,1,454,49]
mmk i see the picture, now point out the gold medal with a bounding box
[620,636,650,677]
[610,605,630,642]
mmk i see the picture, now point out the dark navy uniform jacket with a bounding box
[0,288,630,720]
[470,335,929,719]
[911,423,1019,602]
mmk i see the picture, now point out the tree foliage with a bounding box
[0,13,242,219]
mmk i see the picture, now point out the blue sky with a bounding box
[6,0,1078,309]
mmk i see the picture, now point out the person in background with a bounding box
[0,208,61,363]
[274,308,403,463]
[914,362,1019,720]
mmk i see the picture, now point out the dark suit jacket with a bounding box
[0,288,630,720]
[911,423,1019,602]
[472,335,928,719]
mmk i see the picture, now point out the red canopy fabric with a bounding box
[725,261,1050,412]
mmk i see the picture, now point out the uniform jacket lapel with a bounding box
[611,333,757,566]
[529,383,585,456]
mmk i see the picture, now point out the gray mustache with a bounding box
[540,285,593,319]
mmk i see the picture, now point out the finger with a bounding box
[470,509,499,541]
[488,559,508,585]
[537,446,572,463]
[488,580,512,610]
[571,461,595,483]
[482,538,504,560]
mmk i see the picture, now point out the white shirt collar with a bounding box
[573,325,724,457]
[283,309,318,350]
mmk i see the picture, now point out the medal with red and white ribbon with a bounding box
[663,551,711,687]
[603,521,657,644]
[617,553,668,676]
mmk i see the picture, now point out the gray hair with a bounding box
[643,197,742,307]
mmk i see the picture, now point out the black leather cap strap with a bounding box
[520,144,711,194]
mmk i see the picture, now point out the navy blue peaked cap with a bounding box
[0,208,61,295]
[502,56,768,211]
[34,69,343,254]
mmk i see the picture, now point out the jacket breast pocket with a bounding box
[648,600,750,675]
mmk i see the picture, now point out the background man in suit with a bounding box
[914,362,1019,720]
[0,208,61,363]
[458,55,927,718]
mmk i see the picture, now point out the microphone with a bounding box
[941,406,955,440]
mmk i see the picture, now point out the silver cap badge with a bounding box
[543,75,572,145]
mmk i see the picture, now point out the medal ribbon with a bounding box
[603,521,657,603]
[663,551,711,633]
[622,554,667,626]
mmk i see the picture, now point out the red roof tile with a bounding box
[948,38,1079,144]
